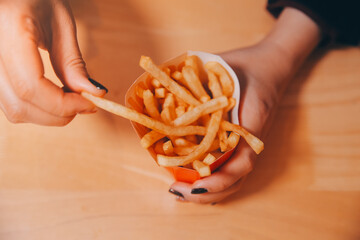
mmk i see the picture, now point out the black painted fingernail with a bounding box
[191,188,208,194]
[169,188,184,198]
[88,78,108,93]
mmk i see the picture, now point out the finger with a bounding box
[170,177,247,204]
[191,141,255,193]
[1,99,75,126]
[0,16,96,117]
[0,60,75,126]
[49,1,107,95]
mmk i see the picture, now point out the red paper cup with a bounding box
[125,51,240,183]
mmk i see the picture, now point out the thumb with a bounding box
[49,1,107,96]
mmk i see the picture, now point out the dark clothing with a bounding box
[267,0,360,45]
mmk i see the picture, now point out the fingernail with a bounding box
[191,188,208,194]
[88,78,108,93]
[211,202,217,205]
[169,188,184,198]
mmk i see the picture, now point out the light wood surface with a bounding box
[1,0,359,239]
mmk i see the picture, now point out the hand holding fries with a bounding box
[169,46,293,204]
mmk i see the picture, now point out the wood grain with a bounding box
[0,0,359,239]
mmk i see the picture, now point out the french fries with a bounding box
[81,92,206,136]
[221,121,264,154]
[143,89,161,120]
[82,54,264,178]
[227,132,240,150]
[155,88,166,98]
[203,153,216,165]
[163,140,174,155]
[140,131,165,149]
[182,66,210,103]
[140,56,200,106]
[205,61,234,97]
[192,160,211,177]
[172,96,228,126]
[157,110,222,167]
[185,55,199,76]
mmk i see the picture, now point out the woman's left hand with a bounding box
[168,40,295,204]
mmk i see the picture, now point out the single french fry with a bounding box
[175,106,186,118]
[206,71,223,146]
[155,88,166,98]
[163,93,176,120]
[172,71,189,88]
[160,93,176,125]
[163,140,174,155]
[173,138,196,147]
[221,120,264,154]
[218,128,228,152]
[82,92,206,136]
[203,153,216,165]
[193,160,211,177]
[140,131,165,148]
[161,107,173,125]
[157,110,222,167]
[185,55,199,76]
[172,137,219,156]
[182,65,210,103]
[171,71,183,81]
[143,89,161,120]
[173,96,228,126]
[205,61,234,97]
[140,56,200,106]
[207,71,222,98]
[227,132,240,150]
[151,78,162,88]
[173,146,195,156]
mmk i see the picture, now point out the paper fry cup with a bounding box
[125,51,240,183]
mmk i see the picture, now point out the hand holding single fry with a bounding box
[0,0,107,126]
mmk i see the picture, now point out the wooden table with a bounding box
[1,0,359,239]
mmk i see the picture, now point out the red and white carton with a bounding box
[125,51,240,183]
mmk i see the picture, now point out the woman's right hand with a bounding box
[0,0,107,126]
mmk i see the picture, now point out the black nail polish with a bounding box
[169,188,184,198]
[88,78,108,93]
[191,188,208,194]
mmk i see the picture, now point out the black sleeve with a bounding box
[267,0,360,46]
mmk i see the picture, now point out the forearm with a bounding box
[264,7,321,75]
